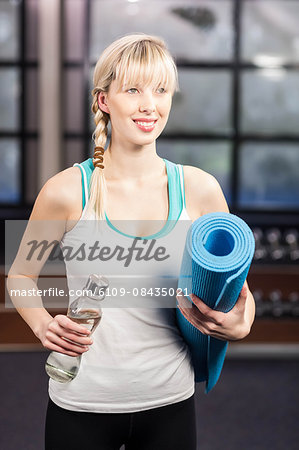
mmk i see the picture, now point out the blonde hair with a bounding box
[85,33,179,220]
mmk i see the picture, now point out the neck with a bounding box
[102,142,165,181]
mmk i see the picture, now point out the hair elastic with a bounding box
[93,146,105,169]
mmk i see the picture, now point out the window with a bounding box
[0,0,39,207]
[3,0,299,213]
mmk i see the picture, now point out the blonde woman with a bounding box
[7,33,255,450]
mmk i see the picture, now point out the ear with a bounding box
[97,91,110,114]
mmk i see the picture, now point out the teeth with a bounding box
[135,121,155,126]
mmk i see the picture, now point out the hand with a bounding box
[39,314,93,356]
[176,284,250,341]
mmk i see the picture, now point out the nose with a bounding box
[139,91,156,114]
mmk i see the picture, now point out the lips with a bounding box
[133,119,158,132]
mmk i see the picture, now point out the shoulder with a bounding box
[182,165,229,218]
[29,166,82,221]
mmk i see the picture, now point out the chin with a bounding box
[130,136,157,146]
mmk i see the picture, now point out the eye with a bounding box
[127,88,138,94]
[157,87,166,94]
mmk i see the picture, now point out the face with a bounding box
[98,79,173,147]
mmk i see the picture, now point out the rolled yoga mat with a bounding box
[177,212,255,393]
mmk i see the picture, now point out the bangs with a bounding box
[113,40,178,94]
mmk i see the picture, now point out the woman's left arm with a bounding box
[178,166,256,341]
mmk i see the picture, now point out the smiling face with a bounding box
[98,79,173,146]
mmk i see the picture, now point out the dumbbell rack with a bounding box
[251,227,299,319]
[235,212,299,348]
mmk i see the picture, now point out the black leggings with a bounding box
[45,395,197,450]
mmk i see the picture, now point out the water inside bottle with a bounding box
[45,309,102,383]
[68,308,102,333]
[45,355,81,383]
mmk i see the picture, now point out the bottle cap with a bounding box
[84,274,109,300]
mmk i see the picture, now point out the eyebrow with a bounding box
[122,82,141,88]
[122,82,166,90]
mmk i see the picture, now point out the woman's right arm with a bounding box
[6,169,93,357]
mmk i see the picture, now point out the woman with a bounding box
[7,33,255,450]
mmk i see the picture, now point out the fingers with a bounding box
[176,290,227,333]
[44,340,79,357]
[45,330,90,355]
[177,304,229,341]
[55,325,93,346]
[177,303,210,335]
[189,294,212,322]
[176,291,206,328]
[43,331,85,356]
[50,325,92,348]
[176,290,192,308]
[176,290,211,315]
[176,290,223,325]
[50,318,93,343]
[43,315,93,356]
[55,314,91,336]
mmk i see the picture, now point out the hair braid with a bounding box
[84,92,109,220]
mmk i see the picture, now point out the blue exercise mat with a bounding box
[177,212,255,393]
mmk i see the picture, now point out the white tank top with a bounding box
[49,158,195,413]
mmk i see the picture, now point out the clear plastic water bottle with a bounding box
[45,274,109,383]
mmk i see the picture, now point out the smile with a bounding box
[133,120,157,132]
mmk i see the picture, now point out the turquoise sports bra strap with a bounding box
[163,158,183,220]
[73,158,94,210]
[178,164,186,209]
[73,163,86,210]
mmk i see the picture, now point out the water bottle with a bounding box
[45,274,109,383]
